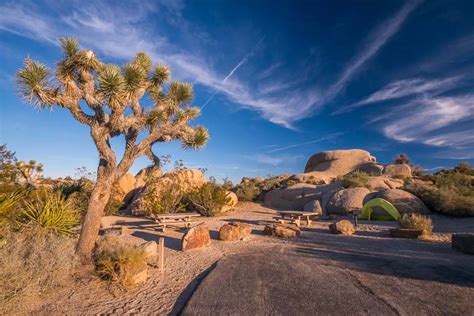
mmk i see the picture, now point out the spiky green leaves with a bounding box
[133,52,152,74]
[175,107,201,122]
[169,81,193,104]
[98,64,125,106]
[152,64,170,85]
[16,58,52,106]
[182,126,209,149]
[145,108,166,127]
[59,37,79,57]
[123,63,147,93]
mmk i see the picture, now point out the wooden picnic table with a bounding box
[274,211,320,227]
[151,212,202,232]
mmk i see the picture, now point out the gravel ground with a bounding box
[34,202,474,315]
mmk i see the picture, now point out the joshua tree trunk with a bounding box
[76,166,114,259]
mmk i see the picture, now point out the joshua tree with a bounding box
[16,38,208,259]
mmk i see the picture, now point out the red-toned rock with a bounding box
[219,222,253,241]
[182,223,211,251]
[263,224,301,238]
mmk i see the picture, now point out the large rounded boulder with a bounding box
[383,164,412,179]
[264,182,343,210]
[128,169,205,215]
[327,187,371,215]
[303,149,377,183]
[369,189,430,214]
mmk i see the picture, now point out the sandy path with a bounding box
[34,202,474,315]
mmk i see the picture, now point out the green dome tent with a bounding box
[359,198,401,221]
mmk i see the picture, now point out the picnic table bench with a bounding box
[151,212,202,232]
[274,211,320,227]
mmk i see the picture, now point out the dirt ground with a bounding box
[33,202,474,315]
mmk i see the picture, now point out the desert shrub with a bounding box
[67,189,91,214]
[234,181,261,201]
[407,184,474,217]
[405,164,474,216]
[185,182,230,216]
[394,153,410,165]
[104,196,123,215]
[142,189,185,215]
[340,171,369,188]
[95,247,147,289]
[17,191,80,235]
[0,228,77,314]
[0,190,24,232]
[398,213,433,235]
[54,182,83,198]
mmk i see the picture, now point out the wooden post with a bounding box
[158,238,164,273]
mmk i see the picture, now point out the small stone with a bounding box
[182,223,211,251]
[329,220,355,236]
[219,222,253,241]
[138,241,158,264]
[263,224,301,238]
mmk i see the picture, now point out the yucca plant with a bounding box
[17,191,80,236]
[16,37,209,258]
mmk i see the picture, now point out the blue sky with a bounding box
[1,0,473,182]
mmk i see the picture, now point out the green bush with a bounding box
[234,181,261,201]
[405,163,474,217]
[95,247,148,290]
[0,228,77,314]
[398,213,433,235]
[142,189,185,215]
[340,171,369,188]
[17,191,80,235]
[0,190,24,231]
[185,182,229,216]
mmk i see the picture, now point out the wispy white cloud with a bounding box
[333,76,461,114]
[0,1,421,129]
[325,0,423,101]
[0,2,325,128]
[374,95,474,157]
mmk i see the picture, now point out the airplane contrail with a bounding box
[201,36,265,109]
[267,133,344,153]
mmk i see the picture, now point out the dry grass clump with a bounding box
[398,213,433,235]
[0,228,78,314]
[95,247,148,290]
[340,171,369,189]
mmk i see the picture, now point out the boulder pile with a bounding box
[263,149,429,216]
